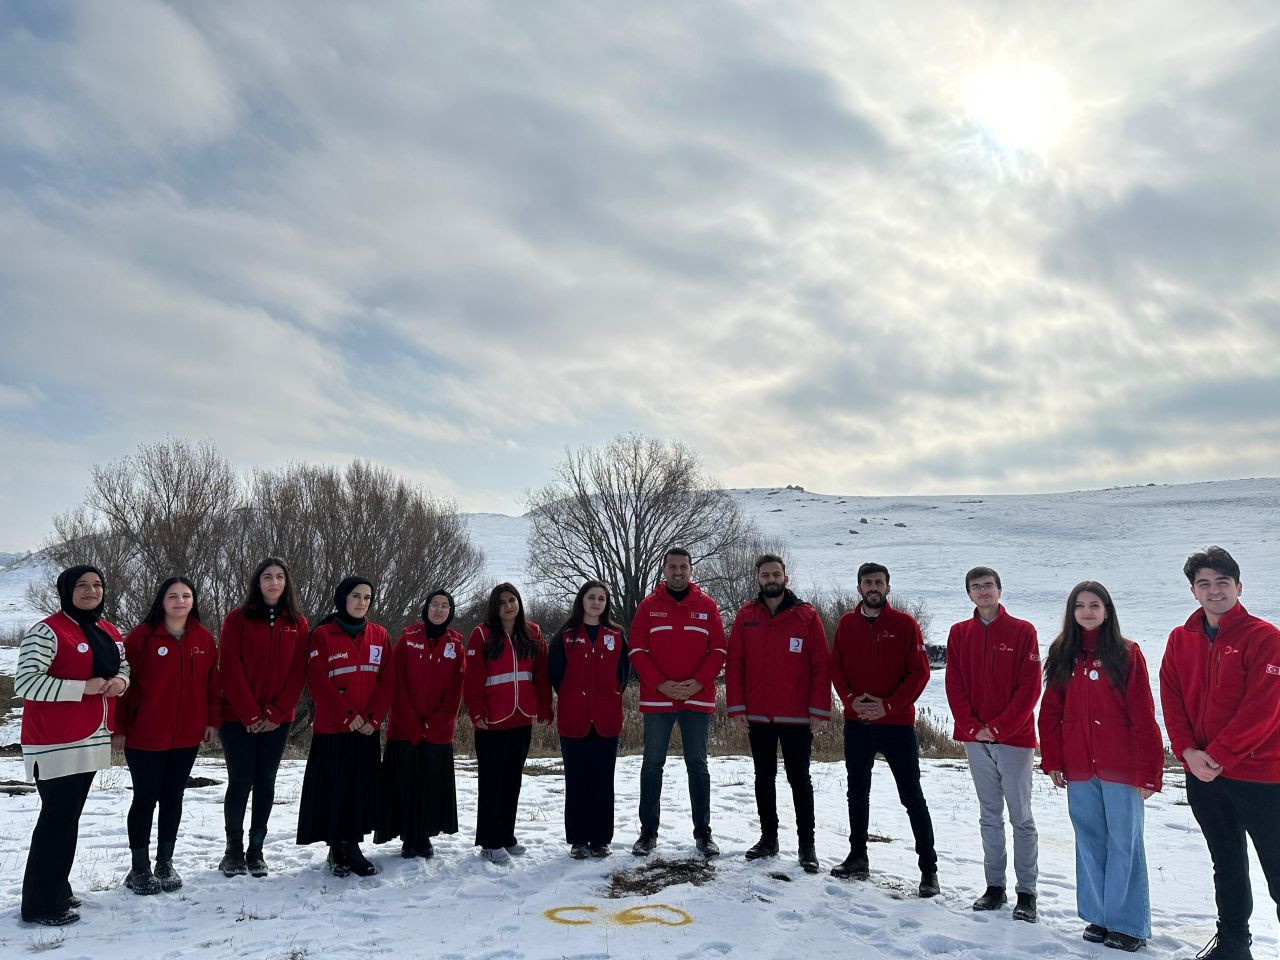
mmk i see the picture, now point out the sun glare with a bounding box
[966,62,1071,154]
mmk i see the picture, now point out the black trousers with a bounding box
[843,720,937,870]
[474,725,532,850]
[220,721,291,836]
[1187,774,1280,940]
[22,769,94,922]
[560,728,619,846]
[125,745,200,852]
[748,722,815,843]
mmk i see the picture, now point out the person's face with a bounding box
[582,587,608,621]
[72,573,104,611]
[163,583,194,622]
[426,596,452,626]
[1190,567,1242,618]
[756,562,788,597]
[663,555,692,591]
[967,577,1001,609]
[1073,591,1107,631]
[259,565,287,604]
[498,591,520,624]
[346,584,373,619]
[858,572,889,609]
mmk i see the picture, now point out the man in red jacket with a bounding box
[1160,546,1280,960]
[945,566,1041,921]
[629,547,727,858]
[829,562,938,897]
[726,554,830,873]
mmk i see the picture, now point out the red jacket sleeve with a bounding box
[829,617,854,707]
[989,624,1043,741]
[692,602,728,694]
[1158,630,1197,762]
[807,612,831,719]
[306,626,360,731]
[364,629,395,729]
[1038,681,1066,773]
[427,652,466,735]
[883,618,930,715]
[1204,626,1280,773]
[265,615,309,725]
[116,624,148,737]
[627,597,668,690]
[1126,645,1164,791]
[463,626,488,723]
[944,623,981,738]
[725,610,747,716]
[218,612,263,727]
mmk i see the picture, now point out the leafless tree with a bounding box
[696,534,793,619]
[524,434,758,627]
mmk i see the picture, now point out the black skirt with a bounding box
[296,731,383,845]
[375,739,459,843]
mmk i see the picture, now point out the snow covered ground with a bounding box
[0,753,1264,959]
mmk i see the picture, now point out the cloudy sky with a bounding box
[2,1,1278,550]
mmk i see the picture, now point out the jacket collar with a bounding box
[1182,600,1250,634]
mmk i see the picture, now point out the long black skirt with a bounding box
[296,731,382,845]
[375,739,459,844]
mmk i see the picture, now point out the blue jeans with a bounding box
[638,710,711,837]
[1067,777,1151,939]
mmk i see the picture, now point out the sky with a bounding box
[2,1,1278,551]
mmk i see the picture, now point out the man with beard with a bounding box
[726,555,831,873]
[829,562,939,897]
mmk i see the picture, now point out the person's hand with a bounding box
[260,719,281,733]
[203,726,217,746]
[657,680,685,700]
[1183,748,1222,783]
[111,733,126,752]
[83,677,107,696]
[1139,788,1155,801]
[103,677,127,698]
[676,680,703,698]
[473,717,489,730]
[733,714,748,730]
[1048,770,1066,788]
[852,695,885,721]
[976,726,995,743]
[357,721,378,736]
[349,716,368,734]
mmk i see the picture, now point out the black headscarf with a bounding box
[422,589,455,641]
[317,576,375,637]
[56,564,121,678]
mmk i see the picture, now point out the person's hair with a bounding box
[1044,580,1130,690]
[856,561,890,584]
[755,553,786,572]
[663,546,692,565]
[555,580,623,642]
[240,556,303,621]
[965,566,1002,591]
[484,582,535,660]
[1183,545,1240,585]
[144,576,202,627]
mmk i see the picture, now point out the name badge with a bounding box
[157,646,169,657]
[444,642,457,659]
[604,638,616,651]
[789,637,803,653]
[369,645,383,665]
[1088,669,1099,681]
[77,642,89,653]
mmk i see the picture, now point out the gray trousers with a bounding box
[964,742,1038,895]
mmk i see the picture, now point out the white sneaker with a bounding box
[482,847,511,864]
[505,843,527,856]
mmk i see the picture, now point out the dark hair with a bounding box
[240,556,303,622]
[856,561,890,584]
[484,582,535,660]
[555,580,623,642]
[965,566,1002,591]
[144,576,202,627]
[1044,581,1130,690]
[755,553,786,572]
[1183,545,1240,585]
[663,547,692,564]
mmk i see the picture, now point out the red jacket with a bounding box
[463,624,552,730]
[829,601,930,726]
[1160,602,1280,783]
[217,608,309,727]
[1039,635,1163,791]
[945,606,1041,747]
[386,623,466,745]
[21,612,126,746]
[117,620,221,750]
[628,582,726,714]
[306,620,395,734]
[552,624,627,738]
[726,593,831,725]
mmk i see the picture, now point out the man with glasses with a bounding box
[945,566,1042,921]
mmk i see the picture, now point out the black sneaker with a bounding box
[631,830,657,857]
[1083,925,1109,943]
[124,866,162,896]
[570,844,589,860]
[1104,932,1145,952]
[798,846,820,874]
[589,844,611,858]
[345,842,379,877]
[28,910,80,926]
[246,844,268,878]
[695,835,720,858]
[1012,892,1037,922]
[972,886,1007,911]
[919,870,940,898]
[219,846,248,878]
[830,851,870,880]
[153,860,182,893]
[745,835,779,860]
[327,844,352,878]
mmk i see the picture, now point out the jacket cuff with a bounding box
[263,704,284,724]
[727,704,745,715]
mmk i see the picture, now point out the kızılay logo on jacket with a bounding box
[1267,664,1280,676]
[692,612,709,620]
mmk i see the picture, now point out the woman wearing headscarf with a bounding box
[376,589,466,858]
[297,576,394,877]
[17,565,130,926]
[113,576,221,895]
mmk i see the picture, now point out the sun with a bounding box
[965,62,1071,154]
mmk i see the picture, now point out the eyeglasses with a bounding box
[968,583,998,593]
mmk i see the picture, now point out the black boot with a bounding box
[745,834,779,860]
[219,831,248,877]
[327,844,352,878]
[631,828,657,856]
[124,848,162,895]
[1012,892,1037,922]
[830,850,869,879]
[154,839,182,892]
[1189,933,1254,960]
[694,833,720,858]
[972,885,1007,911]
[918,870,940,898]
[344,841,378,877]
[419,838,434,859]
[246,827,268,877]
[798,844,820,874]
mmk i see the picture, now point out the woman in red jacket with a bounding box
[297,576,394,877]
[548,580,629,859]
[113,577,220,895]
[217,557,309,878]
[463,582,552,864]
[376,589,466,858]
[1038,581,1163,953]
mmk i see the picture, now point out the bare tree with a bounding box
[525,434,758,626]
[696,534,793,619]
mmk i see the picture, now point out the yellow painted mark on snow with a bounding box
[544,906,599,925]
[543,904,693,927]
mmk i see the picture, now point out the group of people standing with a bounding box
[14,546,1280,960]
